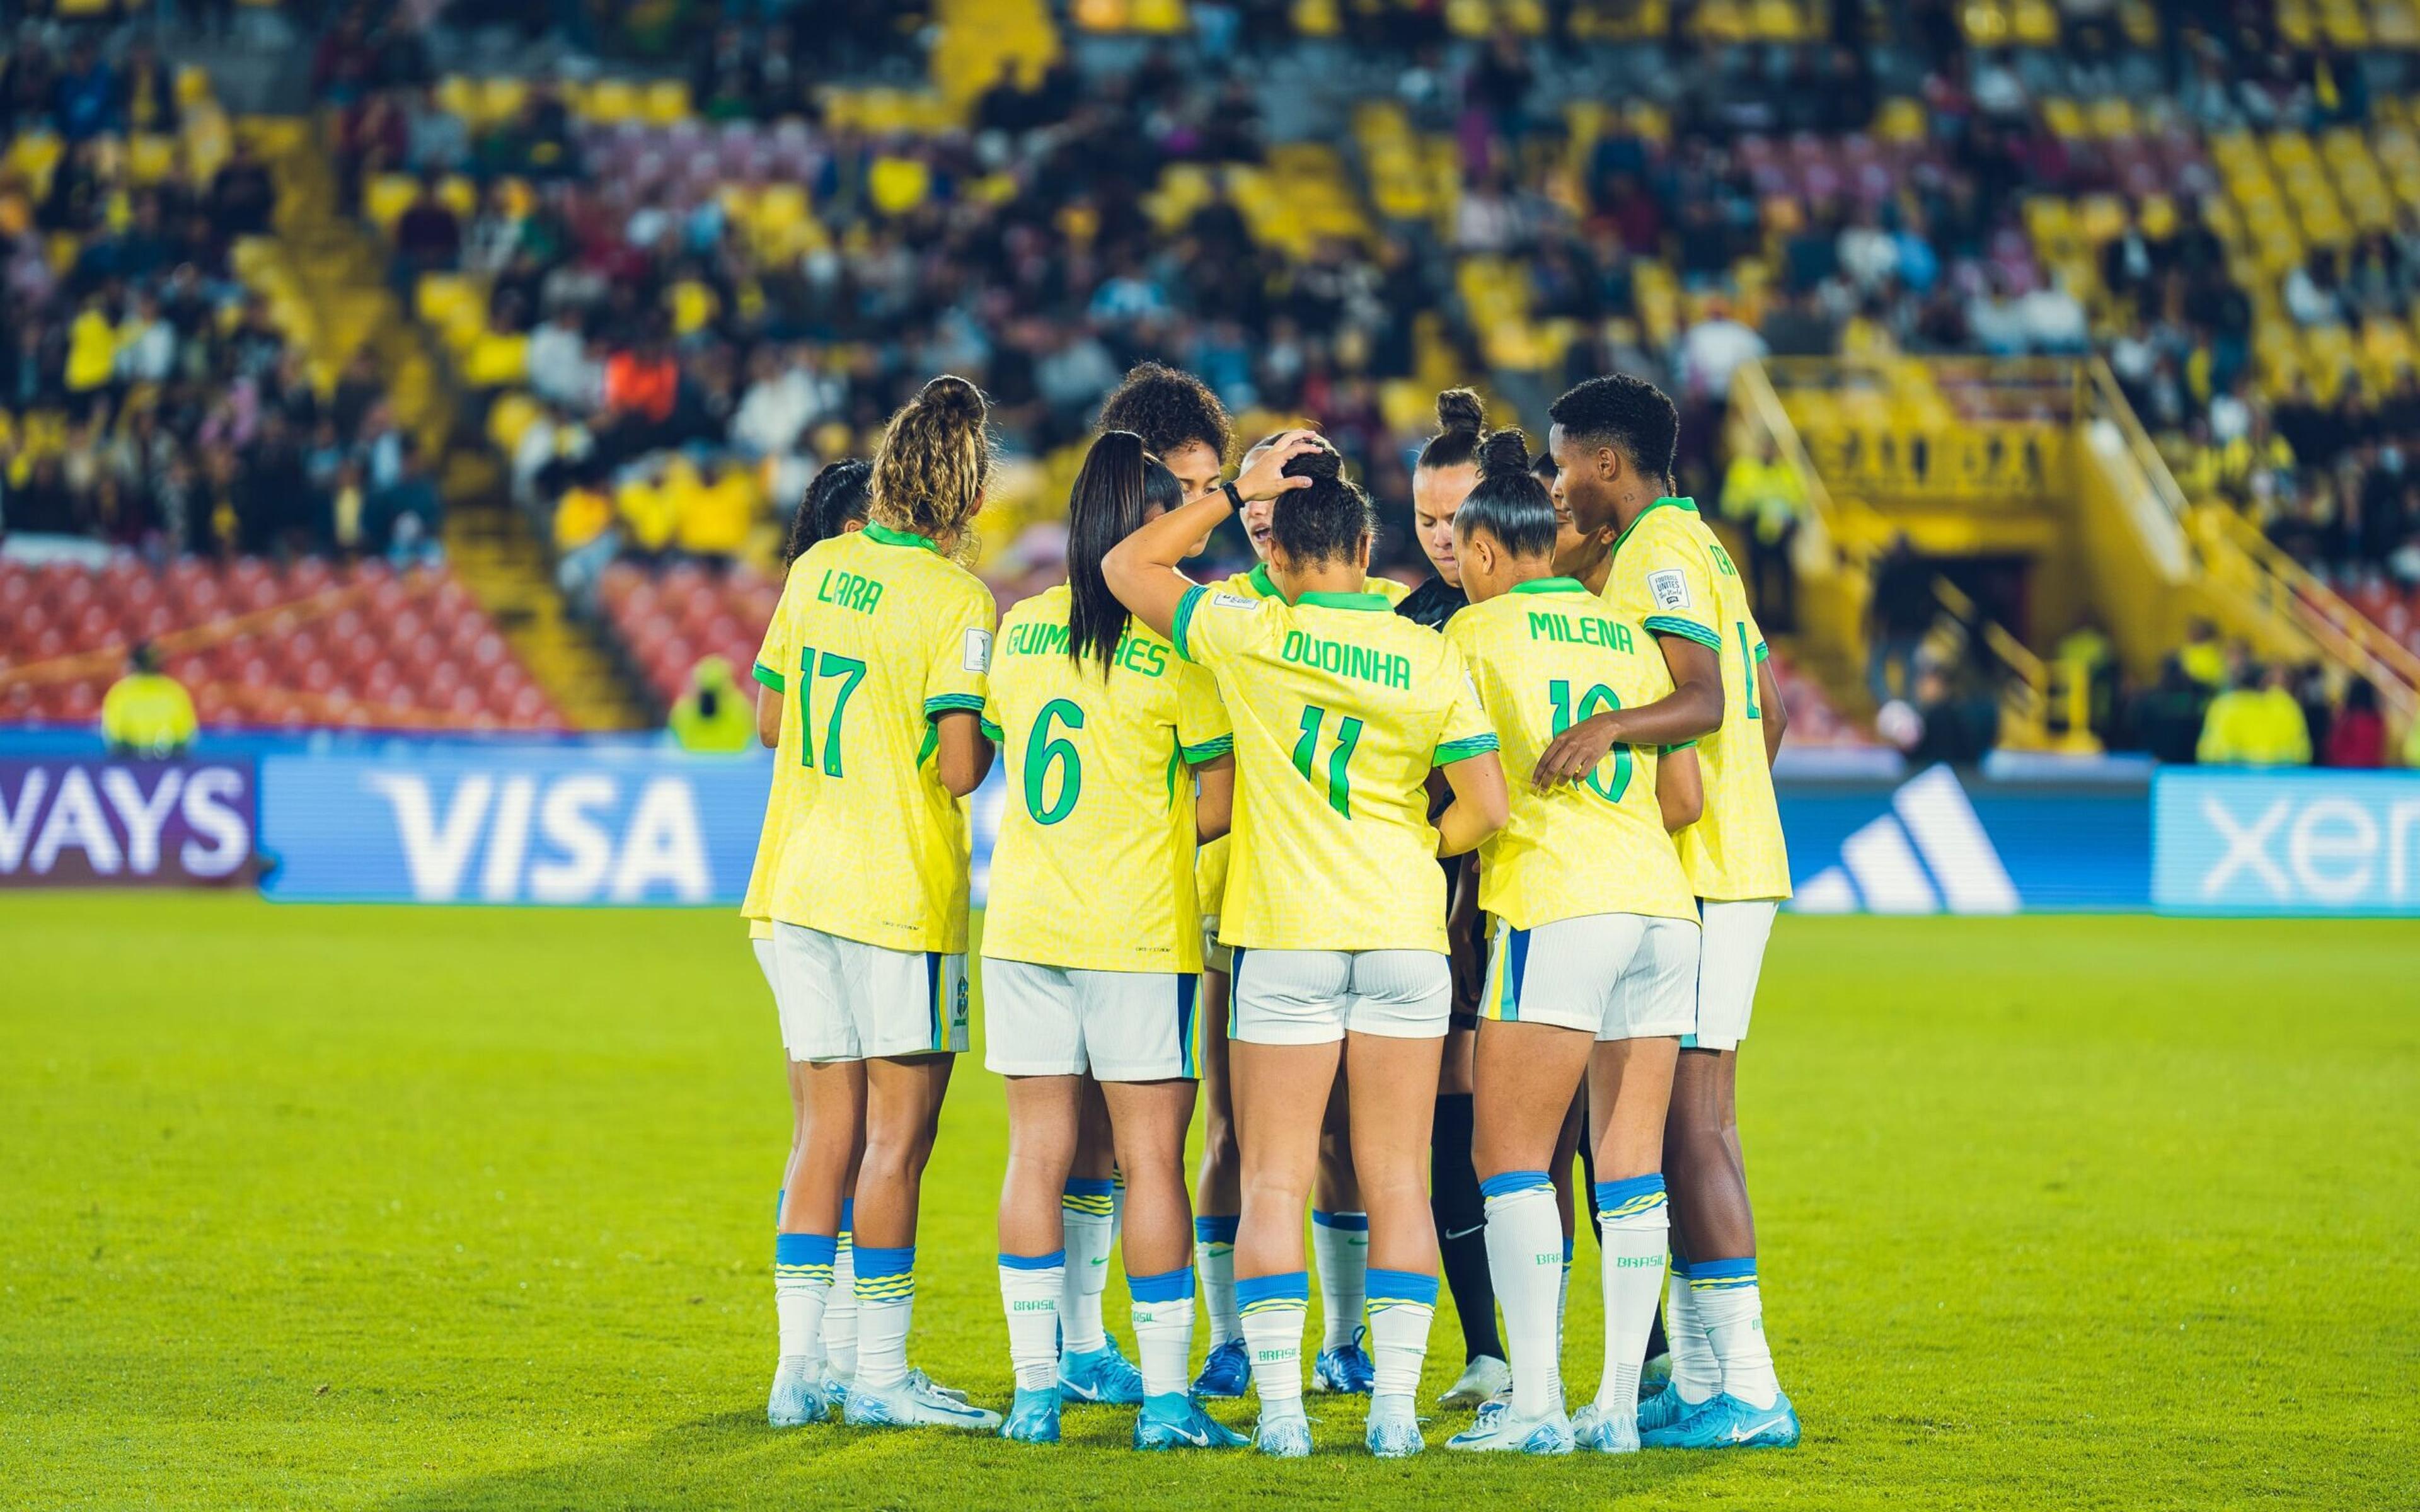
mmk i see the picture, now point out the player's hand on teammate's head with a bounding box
[1530,710,1624,793]
[1231,429,1325,503]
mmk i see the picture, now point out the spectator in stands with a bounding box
[1719,433,1805,631]
[666,655,755,753]
[2126,656,2209,764]
[2197,663,2312,766]
[373,435,443,567]
[1867,534,1935,703]
[391,174,461,292]
[2325,678,2388,767]
[208,139,277,240]
[2179,617,2229,688]
[100,643,197,759]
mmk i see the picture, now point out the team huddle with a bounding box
[739,362,1799,1458]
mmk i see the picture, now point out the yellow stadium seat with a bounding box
[1876,98,1928,144]
[127,134,178,184]
[1132,0,1188,31]
[1074,0,1129,26]
[461,332,529,389]
[439,176,477,220]
[487,391,543,453]
[175,66,212,105]
[365,174,418,234]
[1292,0,1340,36]
[643,80,693,127]
[435,76,481,123]
[415,272,481,328]
[481,77,529,127]
[582,79,639,123]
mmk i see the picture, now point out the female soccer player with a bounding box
[752,374,1001,1433]
[1189,431,1406,1402]
[1435,429,1704,1455]
[1105,438,1511,1460]
[1397,388,1511,1411]
[752,459,870,1427]
[981,432,1245,1452]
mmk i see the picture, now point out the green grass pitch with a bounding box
[4,895,2414,1509]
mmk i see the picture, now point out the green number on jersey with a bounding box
[1290,704,1364,818]
[1547,678,1634,801]
[1023,698,1085,825]
[795,646,867,777]
[1736,622,1761,721]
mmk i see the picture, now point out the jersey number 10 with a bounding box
[1547,679,1634,801]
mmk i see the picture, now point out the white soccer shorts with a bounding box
[1229,948,1452,1045]
[771,921,970,1062]
[981,959,1204,1080]
[1480,912,1700,1041]
[1689,898,1780,1051]
[751,936,788,1057]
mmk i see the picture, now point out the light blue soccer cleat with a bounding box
[1191,1337,1252,1399]
[1253,1406,1314,1458]
[999,1387,1062,1444]
[1132,1392,1249,1451]
[1634,1385,1704,1436]
[1057,1341,1146,1405]
[843,1375,1005,1432]
[767,1357,833,1428]
[1311,1327,1376,1394]
[1435,1353,1511,1409]
[908,1366,970,1404]
[1638,1351,1673,1399]
[1445,1399,1574,1455]
[1572,1399,1641,1453]
[1364,1396,1425,1458]
[1639,1390,1801,1450]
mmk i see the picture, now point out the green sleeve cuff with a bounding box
[924,693,987,717]
[1171,583,1208,663]
[1181,734,1235,764]
[1643,614,1723,651]
[1434,733,1501,767]
[752,662,785,692]
[1753,639,1770,663]
[1659,739,1697,754]
[979,718,1003,742]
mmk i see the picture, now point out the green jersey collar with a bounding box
[1295,589,1390,612]
[1509,576,1589,595]
[1246,561,1279,598]
[863,522,940,553]
[1610,496,1697,559]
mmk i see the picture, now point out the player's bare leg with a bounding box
[996,1073,1081,1440]
[1572,1036,1679,1450]
[1342,1028,1447,1457]
[1054,1077,1138,1403]
[769,1059,863,1426]
[1229,1037,1342,1455]
[1310,1075,1372,1393]
[1189,968,1248,1395]
[1448,1019,1591,1454]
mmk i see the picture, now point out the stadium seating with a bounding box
[0,558,563,732]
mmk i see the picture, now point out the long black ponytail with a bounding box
[1067,431,1185,675]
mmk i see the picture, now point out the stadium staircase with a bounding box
[253,118,650,733]
[1729,355,2420,749]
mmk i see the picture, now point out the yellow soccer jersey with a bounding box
[1174,581,1497,953]
[1192,564,1408,922]
[751,523,997,952]
[1445,580,1696,929]
[740,556,817,944]
[1603,497,1792,902]
[979,585,1234,973]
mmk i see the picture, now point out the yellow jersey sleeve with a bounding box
[1175,656,1234,761]
[1432,642,1497,767]
[921,575,996,720]
[1172,580,1274,667]
[1611,498,1725,653]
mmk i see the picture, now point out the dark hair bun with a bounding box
[1435,387,1485,437]
[1281,445,1343,483]
[1477,427,1530,479]
[919,374,988,419]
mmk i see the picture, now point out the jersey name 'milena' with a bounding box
[1526,609,1637,652]
[1003,619,1170,678]
[815,568,884,614]
[1278,629,1413,689]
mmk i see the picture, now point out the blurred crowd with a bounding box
[0,21,428,566]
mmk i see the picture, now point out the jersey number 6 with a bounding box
[1023,698,1085,825]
